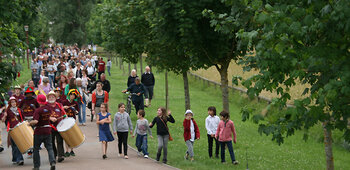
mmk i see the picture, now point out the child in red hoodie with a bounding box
[183,110,200,161]
[215,110,238,165]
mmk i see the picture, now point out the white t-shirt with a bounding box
[86,66,95,75]
[47,64,56,76]
[190,120,195,142]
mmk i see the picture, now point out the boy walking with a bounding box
[132,110,152,158]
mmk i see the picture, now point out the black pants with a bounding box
[33,134,55,168]
[117,132,128,156]
[144,85,154,100]
[51,130,64,158]
[132,98,144,115]
[207,134,220,158]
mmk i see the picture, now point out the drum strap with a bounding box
[50,124,57,131]
[7,122,9,132]
[17,108,23,122]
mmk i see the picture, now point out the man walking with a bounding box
[141,66,155,107]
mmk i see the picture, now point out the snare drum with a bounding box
[57,117,85,148]
[9,121,34,154]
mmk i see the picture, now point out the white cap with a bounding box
[184,110,193,116]
[76,78,82,82]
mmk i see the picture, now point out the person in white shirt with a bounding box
[205,106,220,158]
[86,61,96,81]
[47,60,56,88]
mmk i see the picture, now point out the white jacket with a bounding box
[205,115,220,135]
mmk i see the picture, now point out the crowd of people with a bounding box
[0,44,239,170]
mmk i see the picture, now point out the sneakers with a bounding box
[184,153,189,160]
[124,155,129,159]
[103,154,107,159]
[233,160,239,165]
[27,151,33,159]
[118,153,122,157]
[17,160,24,166]
[70,151,75,156]
[64,152,70,157]
[162,159,167,164]
[144,155,149,158]
[57,157,64,163]
[0,146,4,152]
[50,162,56,170]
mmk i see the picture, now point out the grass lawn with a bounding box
[16,57,350,170]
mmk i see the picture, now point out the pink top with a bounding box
[215,120,236,143]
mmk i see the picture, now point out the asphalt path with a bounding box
[0,109,177,170]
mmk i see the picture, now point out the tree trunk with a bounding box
[119,57,122,70]
[140,55,143,74]
[217,63,230,112]
[165,71,169,110]
[128,63,131,75]
[115,55,118,66]
[134,63,137,72]
[183,71,190,110]
[323,121,334,170]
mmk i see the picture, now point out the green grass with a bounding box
[17,57,350,170]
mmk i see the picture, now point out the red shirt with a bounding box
[33,105,52,135]
[49,102,66,128]
[56,95,68,104]
[98,60,106,72]
[62,100,79,119]
[1,107,23,129]
[19,97,39,118]
[12,94,25,105]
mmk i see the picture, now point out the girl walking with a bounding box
[149,107,175,164]
[215,111,239,165]
[96,103,114,159]
[113,103,133,159]
[205,106,220,158]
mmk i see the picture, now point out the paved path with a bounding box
[0,110,176,170]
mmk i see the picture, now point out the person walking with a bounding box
[122,77,145,115]
[106,59,112,76]
[149,107,175,164]
[132,110,153,158]
[29,94,56,170]
[183,110,200,162]
[97,57,106,80]
[113,103,133,159]
[205,106,220,158]
[96,103,114,159]
[141,66,155,107]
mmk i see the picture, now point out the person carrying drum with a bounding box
[54,87,68,105]
[19,86,39,158]
[0,97,24,166]
[47,91,66,163]
[62,89,81,157]
[28,94,56,170]
[122,77,145,115]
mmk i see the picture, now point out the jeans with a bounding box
[48,75,55,88]
[33,134,56,168]
[10,138,24,163]
[157,135,169,162]
[185,140,194,158]
[207,134,220,157]
[107,66,111,76]
[117,132,128,156]
[144,86,154,100]
[220,141,236,163]
[135,134,148,155]
[51,130,64,158]
[78,102,86,124]
[132,98,144,115]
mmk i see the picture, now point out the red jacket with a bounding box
[183,118,200,141]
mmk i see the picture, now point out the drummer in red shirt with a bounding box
[47,91,66,163]
[12,85,25,105]
[97,57,106,80]
[29,94,56,170]
[19,87,39,121]
[54,87,68,104]
[0,97,24,166]
[62,89,81,157]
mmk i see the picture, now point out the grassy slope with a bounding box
[17,58,350,170]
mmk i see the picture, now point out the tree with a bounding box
[232,0,350,169]
[41,0,95,45]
